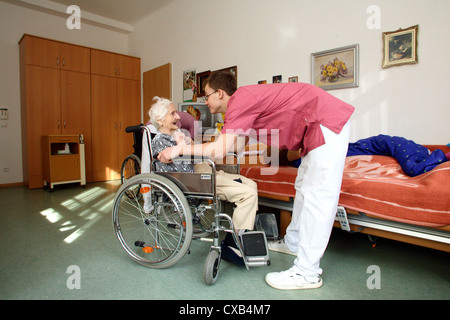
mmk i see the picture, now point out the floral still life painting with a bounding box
[311,44,359,90]
[320,58,348,83]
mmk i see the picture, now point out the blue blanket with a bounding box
[347,135,447,177]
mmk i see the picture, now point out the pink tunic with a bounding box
[177,111,200,139]
[221,83,354,156]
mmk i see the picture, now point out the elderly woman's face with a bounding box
[159,103,180,134]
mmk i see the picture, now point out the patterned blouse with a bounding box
[151,132,194,173]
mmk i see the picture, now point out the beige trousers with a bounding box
[195,163,258,230]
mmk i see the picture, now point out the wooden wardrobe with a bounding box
[19,34,141,188]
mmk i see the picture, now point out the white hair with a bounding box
[149,96,173,130]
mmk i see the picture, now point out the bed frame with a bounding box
[239,144,450,252]
[257,192,450,252]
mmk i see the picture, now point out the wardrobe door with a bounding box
[60,43,90,73]
[21,36,60,69]
[117,55,141,80]
[91,74,119,181]
[91,49,117,78]
[61,70,92,182]
[23,65,60,188]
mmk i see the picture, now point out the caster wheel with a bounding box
[203,250,221,285]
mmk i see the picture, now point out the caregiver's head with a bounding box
[204,71,237,114]
[149,96,180,134]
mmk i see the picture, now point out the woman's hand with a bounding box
[173,131,186,145]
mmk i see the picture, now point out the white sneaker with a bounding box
[265,267,323,290]
[267,239,296,256]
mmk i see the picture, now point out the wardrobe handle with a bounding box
[56,57,59,66]
[64,120,66,129]
[57,120,60,129]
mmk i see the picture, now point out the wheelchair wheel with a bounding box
[112,173,193,269]
[203,250,221,285]
[121,154,141,184]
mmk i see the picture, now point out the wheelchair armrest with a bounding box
[215,153,240,175]
[151,155,217,174]
[125,123,144,133]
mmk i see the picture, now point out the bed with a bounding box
[239,144,450,252]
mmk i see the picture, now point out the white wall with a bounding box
[129,0,450,145]
[0,1,129,184]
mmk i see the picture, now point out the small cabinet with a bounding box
[42,135,86,191]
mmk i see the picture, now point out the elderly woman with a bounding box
[142,96,258,235]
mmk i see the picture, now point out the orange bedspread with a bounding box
[240,155,450,227]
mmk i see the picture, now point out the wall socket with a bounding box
[0,108,8,120]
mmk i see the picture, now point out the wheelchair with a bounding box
[112,125,270,285]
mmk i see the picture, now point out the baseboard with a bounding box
[0,182,24,188]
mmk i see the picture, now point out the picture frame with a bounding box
[311,44,359,90]
[288,76,298,83]
[382,25,418,69]
[272,75,282,83]
[196,71,211,97]
[183,68,196,102]
[216,66,238,82]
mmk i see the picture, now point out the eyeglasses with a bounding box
[204,90,217,101]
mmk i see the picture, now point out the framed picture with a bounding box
[288,76,298,83]
[382,25,418,68]
[196,71,211,97]
[311,44,359,90]
[272,75,282,83]
[216,66,238,82]
[183,68,196,102]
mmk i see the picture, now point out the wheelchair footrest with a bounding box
[241,231,271,267]
[221,231,270,267]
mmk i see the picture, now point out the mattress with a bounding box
[240,155,450,227]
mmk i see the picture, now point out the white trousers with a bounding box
[285,122,350,277]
